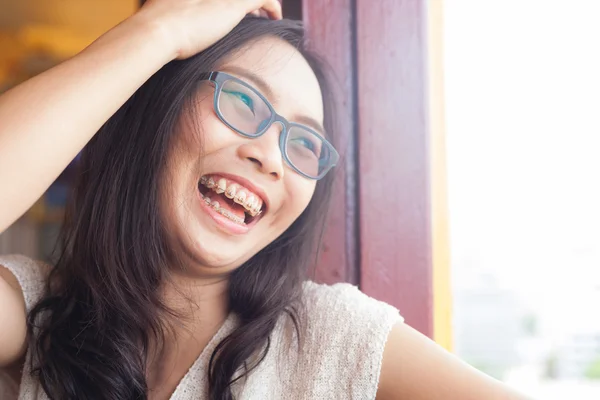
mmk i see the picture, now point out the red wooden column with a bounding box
[356,0,433,336]
[302,0,433,336]
[297,0,435,336]
[302,0,359,285]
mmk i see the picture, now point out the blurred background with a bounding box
[1,1,599,399]
[446,1,600,398]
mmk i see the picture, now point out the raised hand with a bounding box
[136,0,283,60]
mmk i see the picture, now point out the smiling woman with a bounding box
[0,1,531,400]
[0,2,372,397]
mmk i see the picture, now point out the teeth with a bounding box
[202,193,244,224]
[244,195,256,211]
[200,176,264,218]
[216,208,245,225]
[225,184,238,199]
[234,191,247,205]
[249,207,263,217]
[215,178,226,194]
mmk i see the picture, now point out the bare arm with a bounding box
[0,266,27,366]
[0,17,172,233]
[0,0,282,233]
[377,323,532,400]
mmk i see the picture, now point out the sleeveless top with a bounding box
[0,254,403,399]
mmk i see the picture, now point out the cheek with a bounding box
[282,179,316,221]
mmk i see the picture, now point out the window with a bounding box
[446,1,600,398]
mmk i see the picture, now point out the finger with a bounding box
[260,0,283,20]
[243,0,283,20]
[249,9,261,17]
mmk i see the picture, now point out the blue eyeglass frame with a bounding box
[205,71,339,180]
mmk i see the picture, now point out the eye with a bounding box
[291,136,320,156]
[223,89,255,114]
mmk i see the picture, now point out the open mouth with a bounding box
[198,174,266,226]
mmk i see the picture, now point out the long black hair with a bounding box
[27,16,338,400]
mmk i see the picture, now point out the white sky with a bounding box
[444,0,600,337]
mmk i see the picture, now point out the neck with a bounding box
[161,269,230,332]
[147,269,230,369]
[146,271,231,392]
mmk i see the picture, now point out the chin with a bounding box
[172,224,253,275]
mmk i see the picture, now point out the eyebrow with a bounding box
[220,66,276,100]
[220,66,327,136]
[291,115,327,137]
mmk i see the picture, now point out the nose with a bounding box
[237,123,285,179]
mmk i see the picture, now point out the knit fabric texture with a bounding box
[0,254,403,399]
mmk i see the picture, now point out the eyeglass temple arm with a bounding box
[207,71,218,81]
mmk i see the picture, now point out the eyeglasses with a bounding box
[205,71,339,180]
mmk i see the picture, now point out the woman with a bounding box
[0,1,530,399]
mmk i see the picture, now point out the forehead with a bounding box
[217,37,324,125]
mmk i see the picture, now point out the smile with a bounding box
[198,174,268,231]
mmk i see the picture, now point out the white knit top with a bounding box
[0,254,403,399]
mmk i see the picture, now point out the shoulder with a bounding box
[0,254,50,312]
[301,280,403,330]
[293,281,403,398]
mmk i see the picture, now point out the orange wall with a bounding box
[0,0,137,87]
[429,0,453,351]
[0,0,136,35]
[0,0,137,59]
